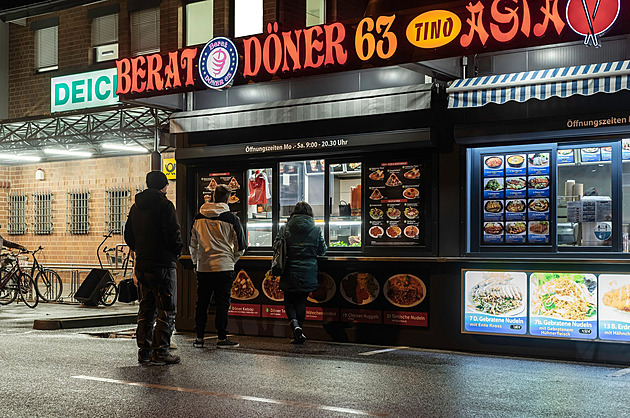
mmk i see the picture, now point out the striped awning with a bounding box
[447,61,630,109]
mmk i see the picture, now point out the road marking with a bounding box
[72,375,388,417]
[358,346,409,356]
[608,367,630,377]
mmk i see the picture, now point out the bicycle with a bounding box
[0,250,38,308]
[95,230,119,306]
[29,246,63,303]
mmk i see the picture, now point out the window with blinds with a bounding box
[234,0,262,38]
[8,193,27,235]
[67,190,90,235]
[105,187,131,235]
[93,14,118,46]
[131,8,160,56]
[32,192,53,235]
[35,26,58,72]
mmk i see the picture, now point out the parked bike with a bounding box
[0,250,38,308]
[29,246,63,303]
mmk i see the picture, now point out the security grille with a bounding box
[32,191,53,235]
[67,189,90,235]
[7,192,27,235]
[105,187,130,234]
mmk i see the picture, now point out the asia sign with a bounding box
[116,0,628,100]
[51,68,118,112]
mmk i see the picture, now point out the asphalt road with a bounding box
[2,304,630,417]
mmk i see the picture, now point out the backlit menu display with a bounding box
[481,151,551,245]
[463,270,630,343]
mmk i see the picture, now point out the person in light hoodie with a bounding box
[190,184,247,348]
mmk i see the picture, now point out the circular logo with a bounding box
[199,37,238,90]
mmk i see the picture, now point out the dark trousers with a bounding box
[136,267,177,353]
[195,270,235,340]
[284,291,309,326]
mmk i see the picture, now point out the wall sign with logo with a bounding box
[117,0,630,100]
[51,69,118,112]
[162,158,176,180]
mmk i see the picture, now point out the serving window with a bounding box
[468,139,622,254]
[194,152,434,255]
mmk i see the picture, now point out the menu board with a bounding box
[366,161,423,246]
[463,270,630,343]
[481,151,551,245]
[623,139,630,160]
[557,149,574,164]
[199,171,244,216]
[228,267,429,328]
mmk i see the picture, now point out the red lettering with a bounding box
[263,23,282,74]
[460,1,490,47]
[164,51,181,89]
[282,30,302,72]
[304,26,324,69]
[534,0,565,36]
[131,56,146,93]
[116,58,131,95]
[444,18,454,37]
[180,48,197,87]
[490,0,519,43]
[146,54,163,91]
[415,22,423,41]
[324,22,347,66]
[243,37,262,77]
[431,20,441,39]
[521,0,531,37]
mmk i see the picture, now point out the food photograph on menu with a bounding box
[366,162,423,246]
[200,172,243,213]
[529,273,597,339]
[231,270,259,300]
[340,272,380,305]
[598,274,630,342]
[384,274,426,308]
[463,271,528,335]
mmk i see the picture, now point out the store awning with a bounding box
[447,61,630,109]
[170,84,432,134]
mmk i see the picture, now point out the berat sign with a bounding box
[116,0,626,99]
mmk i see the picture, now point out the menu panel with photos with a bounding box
[200,171,244,217]
[481,151,551,245]
[463,270,630,343]
[366,161,423,246]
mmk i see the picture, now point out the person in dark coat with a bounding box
[124,171,183,365]
[277,201,327,343]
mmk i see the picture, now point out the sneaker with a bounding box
[193,338,204,348]
[292,325,303,341]
[217,338,239,348]
[138,349,152,364]
[151,351,181,364]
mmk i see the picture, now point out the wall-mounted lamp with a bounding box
[35,168,45,181]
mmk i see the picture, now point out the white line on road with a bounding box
[71,375,389,417]
[608,367,630,377]
[358,346,409,356]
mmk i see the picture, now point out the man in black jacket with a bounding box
[125,171,183,365]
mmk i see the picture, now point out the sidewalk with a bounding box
[0,300,138,330]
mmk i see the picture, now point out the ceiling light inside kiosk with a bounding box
[101,143,149,153]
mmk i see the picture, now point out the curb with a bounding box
[33,313,138,330]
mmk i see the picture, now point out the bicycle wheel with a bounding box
[35,269,63,302]
[0,278,17,305]
[100,282,118,306]
[18,272,38,308]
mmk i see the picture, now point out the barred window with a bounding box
[67,190,90,235]
[32,191,53,235]
[105,187,131,234]
[8,192,27,235]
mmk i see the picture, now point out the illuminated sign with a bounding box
[51,69,118,112]
[116,48,197,96]
[198,37,239,90]
[116,0,629,100]
[566,0,620,46]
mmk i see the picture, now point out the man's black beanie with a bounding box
[146,171,168,190]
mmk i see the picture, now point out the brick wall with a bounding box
[7,0,182,119]
[328,0,369,22]
[0,152,177,268]
[278,0,305,30]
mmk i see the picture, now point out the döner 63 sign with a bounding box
[116,0,628,100]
